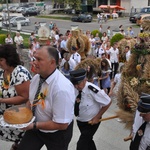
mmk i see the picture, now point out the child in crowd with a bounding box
[99,59,111,94]
[86,65,99,87]
[108,65,124,97]
[60,61,72,80]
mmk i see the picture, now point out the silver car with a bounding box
[16,7,26,13]
[3,16,30,27]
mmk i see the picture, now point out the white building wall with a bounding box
[121,0,148,15]
[131,0,148,9]
[121,0,130,14]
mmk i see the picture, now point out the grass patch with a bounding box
[0,30,32,48]
[37,15,71,20]
[131,24,140,28]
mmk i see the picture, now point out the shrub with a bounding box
[91,29,102,38]
[0,34,6,45]
[110,33,124,46]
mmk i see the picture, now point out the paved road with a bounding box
[0,12,140,36]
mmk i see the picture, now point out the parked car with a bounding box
[71,14,92,22]
[4,16,17,21]
[22,7,40,16]
[129,6,150,23]
[136,14,150,25]
[2,8,8,12]
[64,8,73,14]
[10,6,18,13]
[3,16,30,27]
[129,13,141,23]
[2,6,15,12]
[16,7,26,13]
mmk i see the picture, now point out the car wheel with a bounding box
[24,22,28,26]
[10,24,13,27]
[82,20,85,23]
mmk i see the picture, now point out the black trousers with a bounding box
[76,120,100,150]
[110,62,119,79]
[18,121,73,150]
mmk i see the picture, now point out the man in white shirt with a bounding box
[95,43,105,58]
[106,42,119,79]
[60,52,76,70]
[18,46,75,150]
[89,34,96,56]
[125,46,131,62]
[130,93,150,150]
[14,32,24,57]
[60,36,68,58]
[70,46,81,67]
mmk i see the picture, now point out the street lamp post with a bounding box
[6,0,11,34]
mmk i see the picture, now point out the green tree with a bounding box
[52,0,81,10]
[0,0,11,3]
[87,0,95,5]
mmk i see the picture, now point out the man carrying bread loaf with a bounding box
[18,46,75,150]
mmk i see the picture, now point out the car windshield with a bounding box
[10,17,17,21]
[140,8,150,13]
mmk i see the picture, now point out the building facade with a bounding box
[94,0,149,13]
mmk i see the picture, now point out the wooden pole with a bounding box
[88,115,118,124]
[124,135,132,141]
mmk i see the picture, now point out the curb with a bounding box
[2,28,34,35]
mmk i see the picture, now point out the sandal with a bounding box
[10,142,19,150]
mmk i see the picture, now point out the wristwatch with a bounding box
[33,121,37,130]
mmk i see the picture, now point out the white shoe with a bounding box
[117,118,122,122]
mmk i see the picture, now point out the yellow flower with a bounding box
[2,75,10,90]
[130,77,139,87]
[37,87,48,109]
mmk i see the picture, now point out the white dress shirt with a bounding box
[132,110,150,150]
[75,82,111,122]
[95,46,105,58]
[60,58,76,70]
[29,69,75,133]
[71,52,81,66]
[106,47,119,63]
[126,50,131,61]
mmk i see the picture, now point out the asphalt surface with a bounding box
[0,12,140,37]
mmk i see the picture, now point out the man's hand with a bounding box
[89,116,101,125]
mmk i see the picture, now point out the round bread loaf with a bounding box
[3,105,33,124]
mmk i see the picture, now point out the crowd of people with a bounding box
[0,20,149,150]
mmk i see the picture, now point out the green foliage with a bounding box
[110,33,124,46]
[0,34,6,45]
[87,0,95,5]
[0,30,30,48]
[37,15,71,20]
[91,29,102,38]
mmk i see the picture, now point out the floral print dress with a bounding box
[0,65,32,142]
